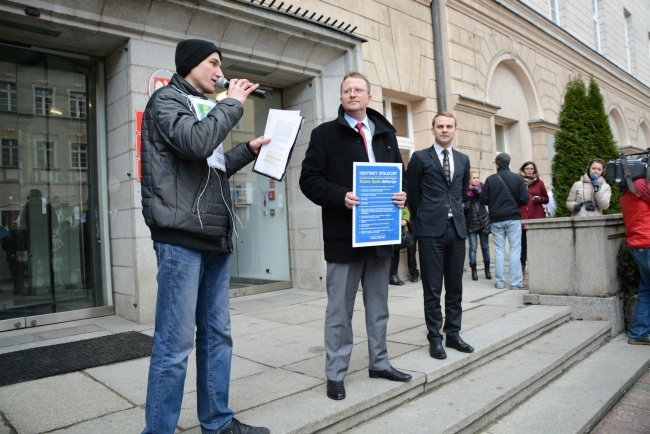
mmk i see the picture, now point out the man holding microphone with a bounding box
[141,39,270,434]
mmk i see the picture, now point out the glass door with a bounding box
[219,91,292,296]
[0,44,105,331]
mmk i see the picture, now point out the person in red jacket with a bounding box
[620,177,650,345]
[519,161,548,281]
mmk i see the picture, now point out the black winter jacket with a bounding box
[300,105,405,263]
[479,167,529,223]
[465,189,491,234]
[141,74,256,252]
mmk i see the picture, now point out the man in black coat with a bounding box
[479,153,529,289]
[300,72,412,401]
[407,112,473,360]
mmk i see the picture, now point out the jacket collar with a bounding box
[336,105,396,135]
[170,73,206,98]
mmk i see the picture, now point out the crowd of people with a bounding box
[139,37,647,434]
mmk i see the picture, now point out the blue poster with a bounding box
[352,162,402,247]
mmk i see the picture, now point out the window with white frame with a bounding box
[1,138,18,167]
[69,91,86,119]
[34,87,54,115]
[35,140,55,169]
[549,0,559,24]
[70,142,87,169]
[495,124,507,153]
[624,10,632,73]
[0,81,17,112]
[592,0,601,53]
[383,98,414,150]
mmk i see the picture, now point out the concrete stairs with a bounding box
[480,336,650,433]
[347,320,650,434]
[234,304,605,433]
[236,301,649,434]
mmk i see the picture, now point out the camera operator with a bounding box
[620,173,650,345]
[566,158,611,217]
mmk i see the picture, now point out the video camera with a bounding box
[606,148,650,193]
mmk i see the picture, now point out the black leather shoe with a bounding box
[410,275,419,283]
[429,340,447,359]
[389,275,404,286]
[326,380,345,400]
[369,366,412,382]
[446,336,474,353]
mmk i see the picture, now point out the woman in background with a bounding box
[519,161,548,281]
[464,170,491,281]
[566,158,611,217]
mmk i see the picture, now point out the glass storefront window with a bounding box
[216,90,292,294]
[0,44,105,331]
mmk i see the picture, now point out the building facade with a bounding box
[0,0,647,330]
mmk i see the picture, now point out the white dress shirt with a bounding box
[344,113,375,163]
[433,143,454,181]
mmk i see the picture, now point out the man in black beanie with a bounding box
[141,38,270,434]
[479,152,529,289]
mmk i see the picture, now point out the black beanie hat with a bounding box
[175,39,222,78]
[495,152,511,168]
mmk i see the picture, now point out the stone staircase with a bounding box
[233,301,649,433]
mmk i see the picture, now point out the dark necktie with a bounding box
[356,122,368,154]
[442,149,450,185]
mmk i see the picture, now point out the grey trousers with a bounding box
[325,258,392,381]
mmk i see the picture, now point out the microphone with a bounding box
[591,173,600,192]
[216,77,266,99]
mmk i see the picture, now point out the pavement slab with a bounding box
[243,303,326,325]
[49,407,145,434]
[0,372,133,433]
[233,323,330,368]
[230,313,289,336]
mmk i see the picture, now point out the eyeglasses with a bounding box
[342,88,368,95]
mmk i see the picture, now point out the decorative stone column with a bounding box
[523,215,626,336]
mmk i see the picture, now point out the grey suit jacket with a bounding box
[407,145,470,238]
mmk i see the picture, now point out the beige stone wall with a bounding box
[298,0,438,152]
[519,0,650,87]
[443,0,650,183]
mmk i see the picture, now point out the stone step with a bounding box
[481,334,650,434]
[347,319,611,434]
[233,305,573,434]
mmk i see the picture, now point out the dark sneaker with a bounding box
[628,337,650,346]
[219,418,270,434]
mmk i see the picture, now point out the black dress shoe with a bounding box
[429,341,447,359]
[369,366,412,382]
[389,275,404,285]
[446,336,474,353]
[326,380,345,400]
[410,275,419,283]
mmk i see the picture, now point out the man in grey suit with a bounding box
[407,112,473,360]
[300,72,412,401]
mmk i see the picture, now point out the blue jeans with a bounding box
[629,248,650,341]
[143,242,234,434]
[467,231,490,264]
[491,220,522,288]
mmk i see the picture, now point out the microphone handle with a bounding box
[217,78,266,99]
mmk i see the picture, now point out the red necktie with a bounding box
[356,122,368,154]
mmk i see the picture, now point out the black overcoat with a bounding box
[300,105,406,263]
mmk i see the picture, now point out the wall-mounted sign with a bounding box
[148,69,173,97]
[135,110,144,182]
